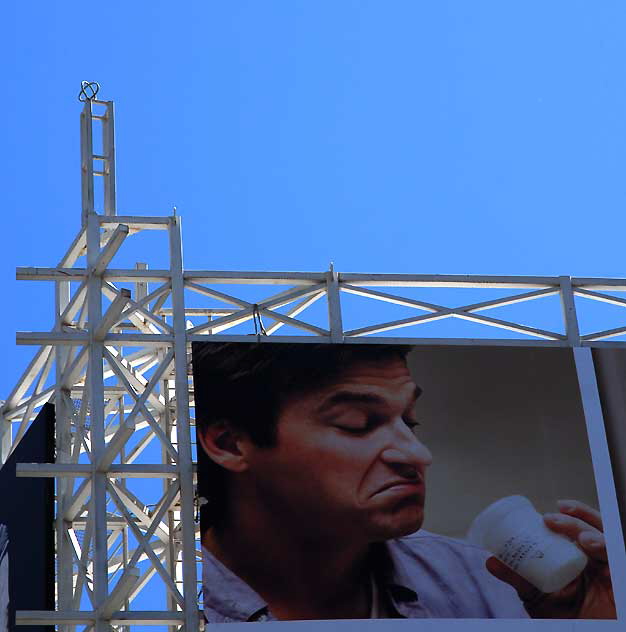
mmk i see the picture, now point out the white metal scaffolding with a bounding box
[1,87,626,629]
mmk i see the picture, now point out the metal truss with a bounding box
[1,91,626,630]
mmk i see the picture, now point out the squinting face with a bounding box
[242,357,433,543]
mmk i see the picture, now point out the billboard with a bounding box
[0,403,55,632]
[192,342,623,623]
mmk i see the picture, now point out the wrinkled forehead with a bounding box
[283,356,418,408]
[335,356,413,382]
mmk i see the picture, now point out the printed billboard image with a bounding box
[192,342,619,622]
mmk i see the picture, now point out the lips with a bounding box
[375,479,424,496]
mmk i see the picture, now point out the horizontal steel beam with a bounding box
[16,332,622,350]
[186,333,330,344]
[582,340,626,348]
[16,610,188,625]
[573,278,626,289]
[16,464,183,477]
[18,268,626,289]
[19,268,626,295]
[186,333,575,347]
[160,307,233,316]
[99,215,171,229]
[17,332,173,346]
[110,611,186,625]
[184,270,326,284]
[339,273,558,288]
[17,267,171,282]
[16,611,95,625]
[16,332,89,345]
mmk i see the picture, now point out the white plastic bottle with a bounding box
[467,495,588,593]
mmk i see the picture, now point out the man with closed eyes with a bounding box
[193,342,615,622]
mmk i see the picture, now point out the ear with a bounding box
[197,421,251,473]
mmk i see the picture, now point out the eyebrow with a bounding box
[316,385,422,415]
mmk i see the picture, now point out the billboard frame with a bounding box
[1,92,625,630]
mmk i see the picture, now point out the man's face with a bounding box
[242,356,433,543]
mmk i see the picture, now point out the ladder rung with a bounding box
[94,170,107,176]
[93,154,108,161]
[92,114,107,121]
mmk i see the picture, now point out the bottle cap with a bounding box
[467,495,533,547]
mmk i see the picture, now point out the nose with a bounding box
[380,418,433,472]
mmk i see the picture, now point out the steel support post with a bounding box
[560,276,581,346]
[168,216,199,631]
[102,101,117,216]
[162,377,179,632]
[119,400,130,632]
[86,212,110,631]
[80,101,94,226]
[55,276,73,632]
[327,264,343,343]
[573,347,626,618]
[0,417,10,464]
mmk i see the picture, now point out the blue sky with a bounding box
[4,0,626,411]
[4,1,626,393]
[2,1,626,620]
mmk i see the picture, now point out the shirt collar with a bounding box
[202,546,269,622]
[371,540,420,603]
[202,540,421,622]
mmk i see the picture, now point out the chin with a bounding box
[367,506,424,540]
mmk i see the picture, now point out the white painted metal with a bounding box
[573,348,626,619]
[1,90,625,630]
[560,276,581,346]
[102,101,117,217]
[327,263,343,343]
[86,210,111,632]
[80,100,94,224]
[55,255,73,632]
[168,217,200,631]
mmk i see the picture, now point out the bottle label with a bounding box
[497,534,545,571]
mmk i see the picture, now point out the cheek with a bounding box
[274,430,379,492]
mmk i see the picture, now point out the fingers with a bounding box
[486,556,535,596]
[577,531,608,563]
[543,512,599,540]
[556,499,603,531]
[543,511,607,563]
[485,557,547,605]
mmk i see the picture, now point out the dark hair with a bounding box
[192,341,412,527]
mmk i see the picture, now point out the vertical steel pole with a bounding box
[80,101,94,226]
[168,216,199,630]
[135,262,148,302]
[0,413,11,463]
[327,263,343,343]
[162,377,178,632]
[559,276,581,346]
[86,211,109,630]
[0,420,9,464]
[573,347,626,619]
[119,396,130,632]
[55,278,72,632]
[102,101,117,217]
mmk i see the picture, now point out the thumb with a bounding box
[485,556,541,601]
